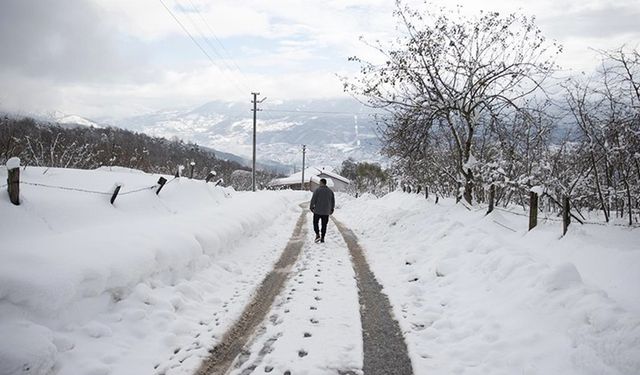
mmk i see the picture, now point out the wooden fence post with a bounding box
[156,177,167,195]
[487,184,496,215]
[563,195,571,236]
[529,191,538,230]
[425,186,429,199]
[189,161,195,179]
[205,171,217,183]
[110,184,122,205]
[6,157,20,205]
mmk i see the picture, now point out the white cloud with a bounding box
[1,0,639,118]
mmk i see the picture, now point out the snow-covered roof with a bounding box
[310,175,334,187]
[316,168,351,184]
[269,166,350,186]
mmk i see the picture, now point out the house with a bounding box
[268,166,351,192]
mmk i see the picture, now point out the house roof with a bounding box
[268,166,351,186]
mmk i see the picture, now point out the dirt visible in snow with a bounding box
[197,209,413,375]
[333,217,414,375]
[196,209,308,375]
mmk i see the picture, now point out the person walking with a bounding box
[309,178,335,243]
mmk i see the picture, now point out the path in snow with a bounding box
[196,208,413,375]
[333,217,414,375]
[226,212,363,374]
[195,208,308,375]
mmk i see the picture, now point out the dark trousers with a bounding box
[313,214,329,238]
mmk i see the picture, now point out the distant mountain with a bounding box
[106,98,385,172]
[2,110,103,129]
[50,112,103,128]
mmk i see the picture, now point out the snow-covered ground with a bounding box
[229,225,362,374]
[0,166,305,375]
[336,192,640,375]
[1,166,639,375]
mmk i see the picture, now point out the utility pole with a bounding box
[301,145,306,191]
[251,92,266,192]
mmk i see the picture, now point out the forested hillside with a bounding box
[0,116,278,188]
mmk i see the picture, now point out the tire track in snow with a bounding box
[333,217,414,375]
[227,212,363,375]
[196,209,412,375]
[195,207,308,375]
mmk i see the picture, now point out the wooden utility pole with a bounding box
[301,145,306,191]
[251,92,266,192]
[251,92,259,192]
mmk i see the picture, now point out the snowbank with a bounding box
[337,192,640,375]
[0,166,305,375]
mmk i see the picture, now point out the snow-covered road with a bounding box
[226,213,363,375]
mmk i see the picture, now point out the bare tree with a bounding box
[345,1,561,203]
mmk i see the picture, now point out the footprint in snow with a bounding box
[269,314,280,325]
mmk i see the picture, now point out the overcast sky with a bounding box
[0,0,639,119]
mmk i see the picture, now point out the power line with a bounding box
[159,0,217,65]
[183,0,252,88]
[158,0,249,98]
[262,108,383,116]
[176,0,251,93]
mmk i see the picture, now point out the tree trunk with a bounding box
[591,153,609,222]
[487,184,495,215]
[563,196,570,236]
[624,179,633,226]
[463,170,473,204]
[529,191,538,231]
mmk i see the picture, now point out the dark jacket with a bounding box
[310,185,335,216]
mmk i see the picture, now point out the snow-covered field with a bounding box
[0,166,305,375]
[1,166,639,375]
[337,192,640,375]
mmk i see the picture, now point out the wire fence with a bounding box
[15,176,181,197]
[20,181,156,196]
[0,171,213,209]
[399,188,639,230]
[492,205,639,228]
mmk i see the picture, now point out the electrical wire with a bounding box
[262,108,382,116]
[159,0,249,98]
[176,0,250,94]
[183,0,253,90]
